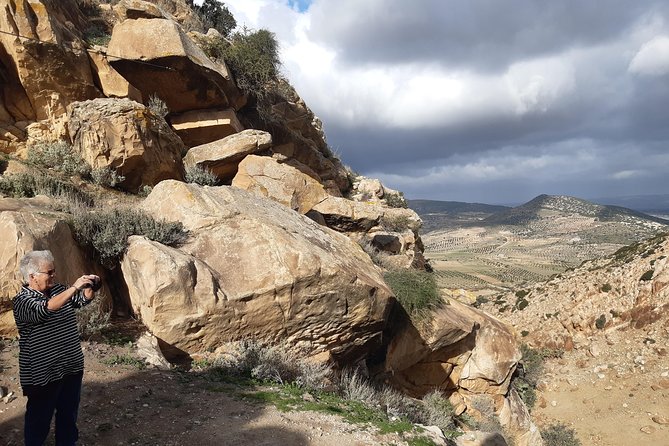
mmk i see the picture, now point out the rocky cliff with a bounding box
[0,1,538,444]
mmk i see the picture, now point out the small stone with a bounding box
[2,392,15,404]
[550,400,558,407]
[597,373,606,379]
[604,386,613,390]
[589,344,602,357]
[651,416,669,425]
[640,426,656,434]
[623,403,629,408]
[538,397,547,408]
[661,371,669,377]
[634,356,645,365]
[302,392,315,402]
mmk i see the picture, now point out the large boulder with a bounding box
[107,17,245,113]
[183,130,271,183]
[170,108,243,147]
[384,299,520,398]
[67,98,186,191]
[232,155,329,214]
[0,0,101,122]
[0,196,100,336]
[122,181,393,361]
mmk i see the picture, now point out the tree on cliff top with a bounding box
[187,0,237,37]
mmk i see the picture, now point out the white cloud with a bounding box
[611,170,644,180]
[629,35,669,76]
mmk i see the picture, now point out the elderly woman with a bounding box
[13,250,100,446]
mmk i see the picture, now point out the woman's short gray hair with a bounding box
[19,250,55,282]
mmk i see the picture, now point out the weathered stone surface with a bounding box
[0,0,101,121]
[107,18,245,113]
[142,0,204,31]
[113,0,168,20]
[498,389,544,446]
[67,98,185,190]
[455,431,508,446]
[385,299,520,398]
[183,130,271,183]
[124,181,393,360]
[0,197,99,336]
[170,108,243,147]
[232,155,329,214]
[312,197,384,232]
[88,50,143,100]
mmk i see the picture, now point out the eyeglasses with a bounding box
[35,270,56,276]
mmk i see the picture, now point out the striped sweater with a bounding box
[13,284,91,388]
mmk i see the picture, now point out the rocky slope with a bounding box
[0,1,540,444]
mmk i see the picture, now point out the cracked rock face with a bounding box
[122,181,393,361]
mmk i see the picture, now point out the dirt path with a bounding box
[532,332,669,446]
[0,340,422,446]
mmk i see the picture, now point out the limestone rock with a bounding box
[136,331,172,369]
[107,18,245,113]
[125,181,393,360]
[183,130,271,183]
[113,0,169,20]
[455,431,508,446]
[0,197,100,336]
[170,108,243,147]
[0,0,101,121]
[67,98,186,191]
[385,299,520,398]
[232,155,329,214]
[312,197,384,232]
[498,388,544,446]
[87,50,143,100]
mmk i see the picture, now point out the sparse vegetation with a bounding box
[600,283,612,292]
[77,296,112,340]
[102,354,146,369]
[83,25,111,46]
[91,166,125,188]
[383,269,442,318]
[385,192,408,209]
[185,165,219,186]
[187,0,237,37]
[513,344,563,410]
[147,94,169,119]
[27,141,91,177]
[541,422,581,446]
[595,314,607,329]
[421,390,456,434]
[380,214,411,232]
[0,172,94,207]
[69,208,188,267]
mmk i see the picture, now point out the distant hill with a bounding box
[483,194,669,227]
[408,199,510,215]
[589,194,669,217]
[408,199,510,232]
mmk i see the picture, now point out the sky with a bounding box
[221,0,669,205]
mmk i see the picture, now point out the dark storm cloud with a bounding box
[308,0,667,71]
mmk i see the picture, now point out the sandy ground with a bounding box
[0,339,425,446]
[532,334,669,446]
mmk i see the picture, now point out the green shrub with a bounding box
[188,0,236,37]
[515,289,529,299]
[69,208,188,267]
[77,296,111,340]
[0,172,94,206]
[385,192,408,209]
[640,270,654,281]
[541,423,581,446]
[595,314,606,329]
[515,297,529,310]
[221,28,281,99]
[27,141,91,177]
[185,165,219,186]
[102,354,146,369]
[91,167,125,188]
[600,283,612,292]
[384,269,442,318]
[83,25,111,46]
[380,214,411,232]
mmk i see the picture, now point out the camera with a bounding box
[82,276,102,291]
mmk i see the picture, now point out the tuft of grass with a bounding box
[27,141,91,177]
[512,344,563,410]
[68,208,188,267]
[380,214,411,232]
[83,25,111,46]
[147,94,169,119]
[421,390,456,434]
[595,314,607,329]
[600,283,612,292]
[0,172,94,206]
[91,167,125,188]
[185,165,219,186]
[102,354,146,369]
[541,423,581,446]
[383,269,442,318]
[385,192,408,209]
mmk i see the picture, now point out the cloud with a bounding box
[629,35,669,75]
[223,0,669,203]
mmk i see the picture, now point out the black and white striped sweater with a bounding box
[13,284,90,388]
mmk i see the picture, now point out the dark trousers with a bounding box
[23,371,83,446]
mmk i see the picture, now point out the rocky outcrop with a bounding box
[107,17,245,114]
[113,0,169,20]
[0,0,101,122]
[123,180,393,361]
[170,108,244,147]
[232,155,329,214]
[88,49,143,100]
[183,129,271,183]
[67,98,186,191]
[0,196,101,336]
